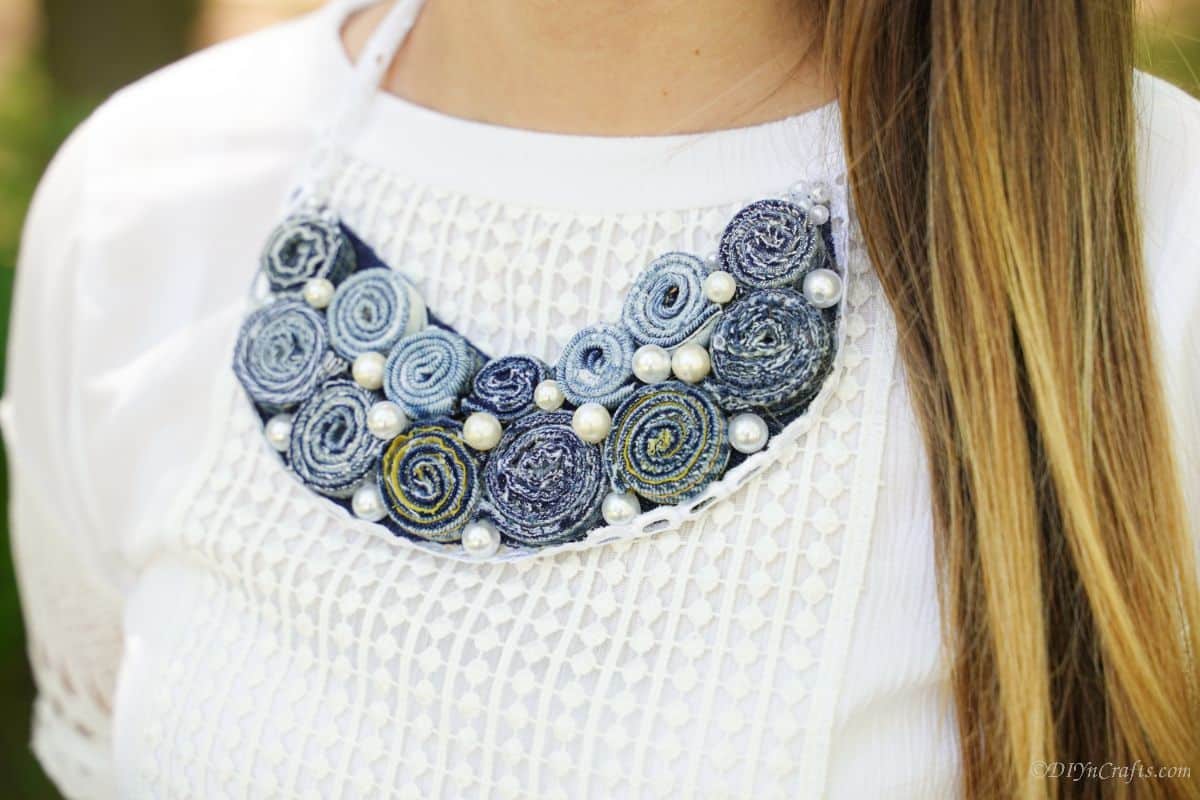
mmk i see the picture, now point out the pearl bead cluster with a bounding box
[787,181,842,310]
[787,180,833,226]
[253,182,842,557]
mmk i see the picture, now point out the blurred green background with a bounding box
[0,0,1198,796]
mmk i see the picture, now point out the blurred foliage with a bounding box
[0,3,1197,798]
[0,59,92,800]
[1139,1,1200,96]
[41,0,201,98]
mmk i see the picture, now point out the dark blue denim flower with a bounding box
[705,288,835,424]
[261,213,356,292]
[719,199,827,288]
[461,355,550,422]
[481,410,606,546]
[606,381,729,505]
[377,420,482,542]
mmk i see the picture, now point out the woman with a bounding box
[6,0,1198,797]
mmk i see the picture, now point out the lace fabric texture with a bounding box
[124,153,894,798]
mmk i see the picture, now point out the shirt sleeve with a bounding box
[2,122,123,800]
[1136,73,1200,541]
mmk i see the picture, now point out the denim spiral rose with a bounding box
[377,421,482,542]
[233,299,340,410]
[718,199,827,288]
[556,323,637,408]
[383,328,481,420]
[605,382,730,505]
[461,355,550,422]
[326,268,427,360]
[705,288,835,423]
[621,252,721,349]
[261,213,356,292]
[481,411,606,547]
[287,379,383,497]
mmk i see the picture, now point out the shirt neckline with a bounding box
[314,0,845,212]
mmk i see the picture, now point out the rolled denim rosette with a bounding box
[605,381,730,505]
[719,199,827,289]
[556,323,637,408]
[621,252,721,349]
[461,355,550,422]
[287,379,384,497]
[326,268,427,360]
[481,411,606,547]
[261,213,356,292]
[705,288,835,423]
[233,299,341,410]
[383,328,481,420]
[377,421,482,542]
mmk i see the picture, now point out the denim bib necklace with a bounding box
[232,0,847,560]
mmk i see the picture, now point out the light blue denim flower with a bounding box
[233,299,341,411]
[556,323,637,408]
[383,328,481,420]
[621,252,721,349]
[327,268,427,360]
[288,379,383,498]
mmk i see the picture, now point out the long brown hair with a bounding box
[821,1,1200,796]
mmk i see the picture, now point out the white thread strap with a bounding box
[294,0,427,208]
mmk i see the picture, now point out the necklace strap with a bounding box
[294,0,426,208]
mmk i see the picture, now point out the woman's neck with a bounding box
[343,0,831,136]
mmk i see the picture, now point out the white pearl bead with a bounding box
[704,252,721,270]
[352,352,386,390]
[788,180,811,202]
[533,379,565,411]
[572,403,612,444]
[807,204,831,226]
[462,411,503,451]
[802,268,843,309]
[807,183,832,205]
[264,414,293,452]
[601,491,641,525]
[792,196,814,214]
[302,277,335,309]
[351,482,387,522]
[671,343,711,384]
[702,270,737,304]
[367,401,408,439]
[632,344,673,384]
[462,519,501,558]
[728,412,770,454]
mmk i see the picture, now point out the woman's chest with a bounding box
[118,162,898,798]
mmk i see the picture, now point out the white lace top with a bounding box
[6,2,1199,798]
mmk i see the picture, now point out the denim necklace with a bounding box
[232,0,846,559]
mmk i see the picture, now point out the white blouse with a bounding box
[5,2,1199,798]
